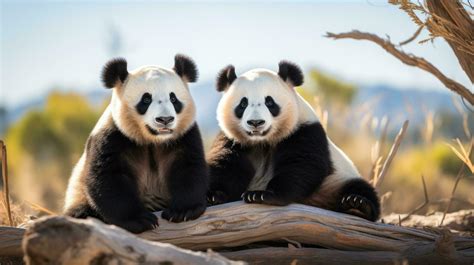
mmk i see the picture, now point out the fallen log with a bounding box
[0,226,24,256]
[140,202,474,253]
[2,202,474,264]
[22,216,242,265]
[383,210,474,233]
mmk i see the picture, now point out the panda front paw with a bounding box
[162,203,206,223]
[340,194,375,221]
[242,190,289,206]
[116,211,158,234]
[207,190,228,206]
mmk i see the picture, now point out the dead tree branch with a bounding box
[325,30,474,105]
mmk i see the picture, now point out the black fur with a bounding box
[265,96,280,117]
[173,54,198,83]
[170,92,183,114]
[102,58,128,88]
[160,123,208,223]
[207,133,255,203]
[337,178,380,221]
[278,60,303,87]
[67,122,208,233]
[234,97,248,119]
[216,65,237,92]
[136,93,152,115]
[208,122,380,221]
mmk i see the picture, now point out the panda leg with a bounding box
[337,178,380,221]
[64,203,102,220]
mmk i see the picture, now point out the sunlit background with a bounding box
[1,0,472,222]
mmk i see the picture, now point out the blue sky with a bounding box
[1,0,471,107]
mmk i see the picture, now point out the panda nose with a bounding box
[155,116,175,125]
[247,119,265,128]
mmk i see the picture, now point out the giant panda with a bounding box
[64,54,208,233]
[207,61,380,221]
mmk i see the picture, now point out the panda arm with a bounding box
[245,122,332,205]
[162,124,208,222]
[207,132,255,203]
[86,129,157,233]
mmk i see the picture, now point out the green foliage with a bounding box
[303,69,357,105]
[5,91,101,210]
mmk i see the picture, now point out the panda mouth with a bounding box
[146,125,174,135]
[246,127,271,137]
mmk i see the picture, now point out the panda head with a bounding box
[216,61,304,145]
[102,54,198,144]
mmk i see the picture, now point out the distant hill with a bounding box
[3,82,466,138]
[353,84,459,127]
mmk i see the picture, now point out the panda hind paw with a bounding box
[340,194,375,220]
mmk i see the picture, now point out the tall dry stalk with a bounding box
[0,140,13,226]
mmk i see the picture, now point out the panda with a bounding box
[207,61,380,221]
[63,54,208,233]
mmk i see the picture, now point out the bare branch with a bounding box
[326,31,474,105]
[399,25,425,46]
[374,120,409,188]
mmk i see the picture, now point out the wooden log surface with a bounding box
[2,202,474,263]
[383,210,474,233]
[0,226,24,256]
[22,216,242,265]
[139,202,474,253]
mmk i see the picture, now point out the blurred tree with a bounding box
[5,92,100,210]
[0,105,6,136]
[301,69,357,105]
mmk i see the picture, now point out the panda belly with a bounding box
[247,148,275,191]
[126,146,174,212]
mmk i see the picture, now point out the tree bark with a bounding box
[426,0,474,83]
[22,216,242,265]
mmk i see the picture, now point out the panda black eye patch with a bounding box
[170,92,183,114]
[136,93,152,115]
[265,96,280,117]
[234,97,248,119]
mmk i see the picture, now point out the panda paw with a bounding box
[242,190,289,206]
[117,211,158,234]
[162,204,206,223]
[340,194,375,220]
[207,190,228,206]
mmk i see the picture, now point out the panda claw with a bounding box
[261,194,264,202]
[252,194,257,202]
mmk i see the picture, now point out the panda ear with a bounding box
[173,54,198,83]
[216,65,237,92]
[278,60,304,87]
[101,58,128,89]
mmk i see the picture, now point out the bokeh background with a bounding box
[1,0,472,221]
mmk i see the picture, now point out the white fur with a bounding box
[112,65,195,144]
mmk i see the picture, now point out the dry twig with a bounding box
[325,31,474,105]
[0,140,13,226]
[441,140,473,225]
[373,120,409,188]
[400,175,429,222]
